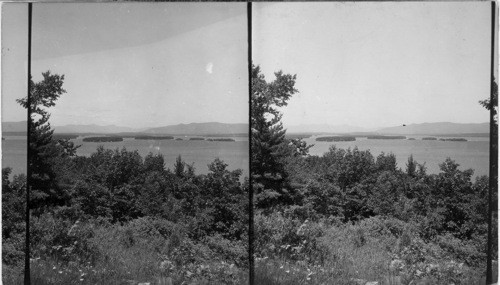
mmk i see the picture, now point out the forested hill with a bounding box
[376,122,489,135]
[143,122,248,135]
[2,121,248,136]
[2,121,26,133]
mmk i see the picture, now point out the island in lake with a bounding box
[53,134,79,140]
[134,135,174,140]
[207,138,235,142]
[439,138,467,142]
[316,136,356,142]
[82,136,123,142]
[367,135,406,140]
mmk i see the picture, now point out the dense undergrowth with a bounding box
[3,149,249,284]
[252,147,498,285]
[251,64,498,285]
[3,71,250,285]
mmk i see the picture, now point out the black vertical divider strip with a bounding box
[487,1,497,284]
[247,1,254,284]
[25,2,32,285]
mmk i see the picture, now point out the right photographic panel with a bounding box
[252,2,497,284]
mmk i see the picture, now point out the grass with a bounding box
[254,214,496,285]
[23,217,249,285]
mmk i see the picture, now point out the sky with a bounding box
[253,2,494,130]
[2,3,248,129]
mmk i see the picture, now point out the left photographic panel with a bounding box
[2,3,249,284]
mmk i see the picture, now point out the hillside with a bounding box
[286,124,369,134]
[144,122,248,135]
[53,124,141,134]
[2,121,26,133]
[376,122,489,135]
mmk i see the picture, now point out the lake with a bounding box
[2,135,249,178]
[2,134,490,179]
[303,135,490,178]
[2,136,28,177]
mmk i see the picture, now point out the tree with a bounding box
[406,155,417,177]
[478,80,498,123]
[174,155,185,178]
[144,152,165,173]
[251,64,303,207]
[17,71,77,209]
[2,168,27,265]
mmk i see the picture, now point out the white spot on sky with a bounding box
[206,62,213,74]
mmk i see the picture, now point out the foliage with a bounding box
[478,80,498,123]
[3,70,249,284]
[16,71,79,210]
[252,64,497,284]
[1,149,250,284]
[2,168,26,266]
[251,64,303,208]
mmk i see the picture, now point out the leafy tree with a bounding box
[375,152,397,172]
[71,180,112,219]
[321,146,375,190]
[201,159,246,238]
[144,152,165,173]
[432,158,475,235]
[2,168,26,265]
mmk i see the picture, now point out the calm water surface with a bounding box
[2,135,249,177]
[2,136,28,176]
[2,135,489,179]
[304,135,489,178]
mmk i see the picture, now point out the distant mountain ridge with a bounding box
[286,124,369,134]
[2,121,26,133]
[376,122,489,135]
[144,122,247,135]
[1,121,247,136]
[54,124,141,134]
[2,121,488,136]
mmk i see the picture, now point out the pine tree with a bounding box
[251,64,302,208]
[17,71,76,209]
